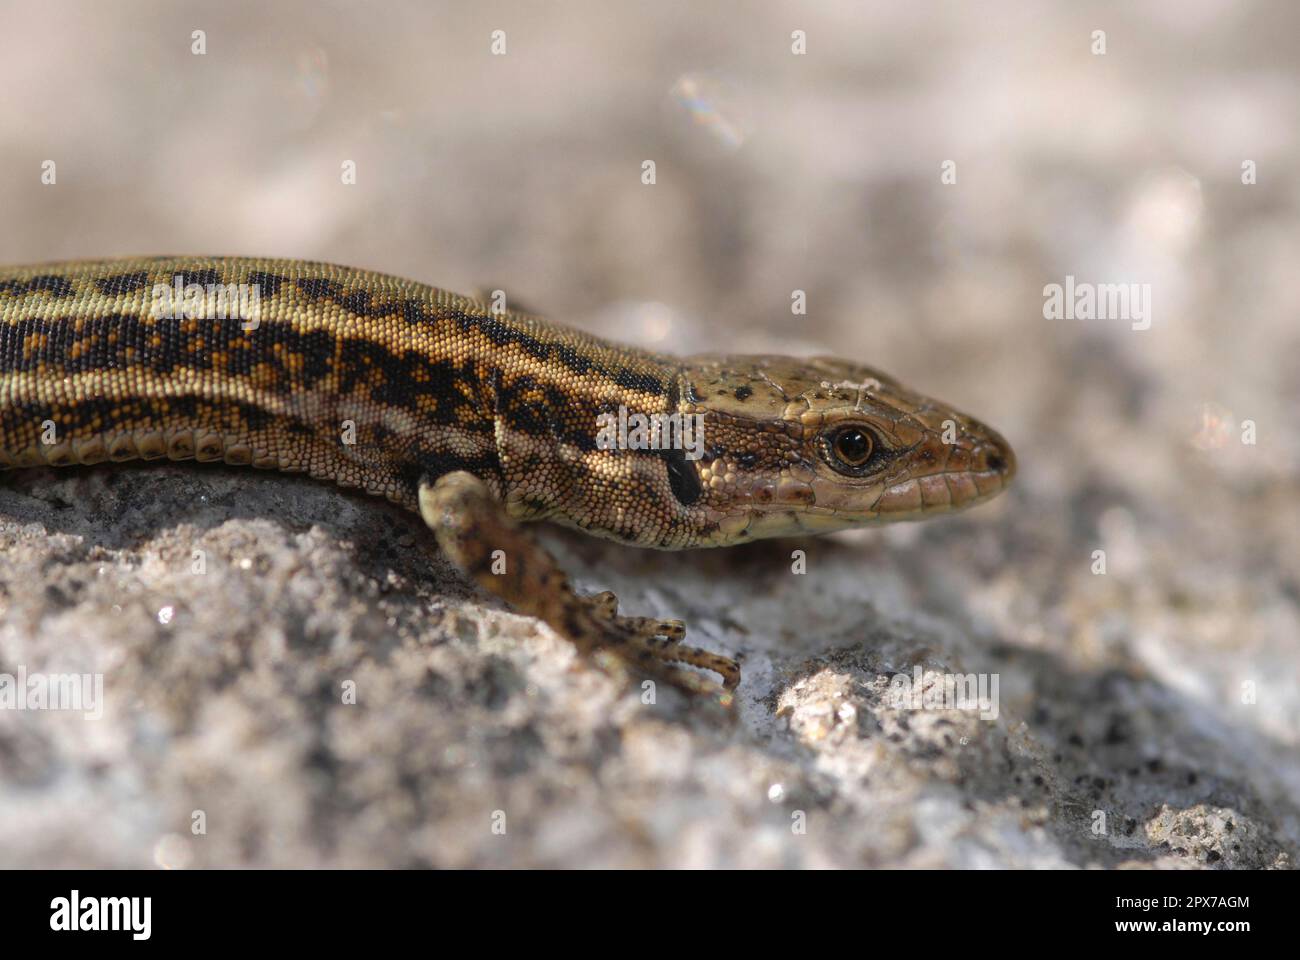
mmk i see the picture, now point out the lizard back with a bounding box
[0,256,678,523]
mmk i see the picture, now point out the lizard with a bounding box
[0,256,1016,703]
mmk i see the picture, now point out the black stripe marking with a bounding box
[174,269,224,288]
[246,271,284,296]
[662,455,703,508]
[95,272,150,295]
[0,275,77,297]
[660,375,702,506]
[0,395,296,437]
[406,447,504,493]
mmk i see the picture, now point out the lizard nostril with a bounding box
[980,431,1016,481]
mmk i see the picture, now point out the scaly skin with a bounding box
[0,257,1016,700]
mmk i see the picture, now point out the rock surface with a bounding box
[1,1,1297,868]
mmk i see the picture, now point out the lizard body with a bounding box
[0,257,1015,699]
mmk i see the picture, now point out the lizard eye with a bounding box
[822,425,876,473]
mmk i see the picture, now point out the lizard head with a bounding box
[676,355,1016,546]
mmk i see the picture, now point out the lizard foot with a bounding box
[419,471,739,702]
[583,591,740,692]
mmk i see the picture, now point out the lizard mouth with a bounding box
[726,426,1015,541]
[867,426,1016,519]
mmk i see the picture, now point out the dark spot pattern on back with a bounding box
[291,275,667,397]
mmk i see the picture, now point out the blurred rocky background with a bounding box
[0,0,1296,867]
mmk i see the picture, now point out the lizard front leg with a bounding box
[418,470,739,702]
